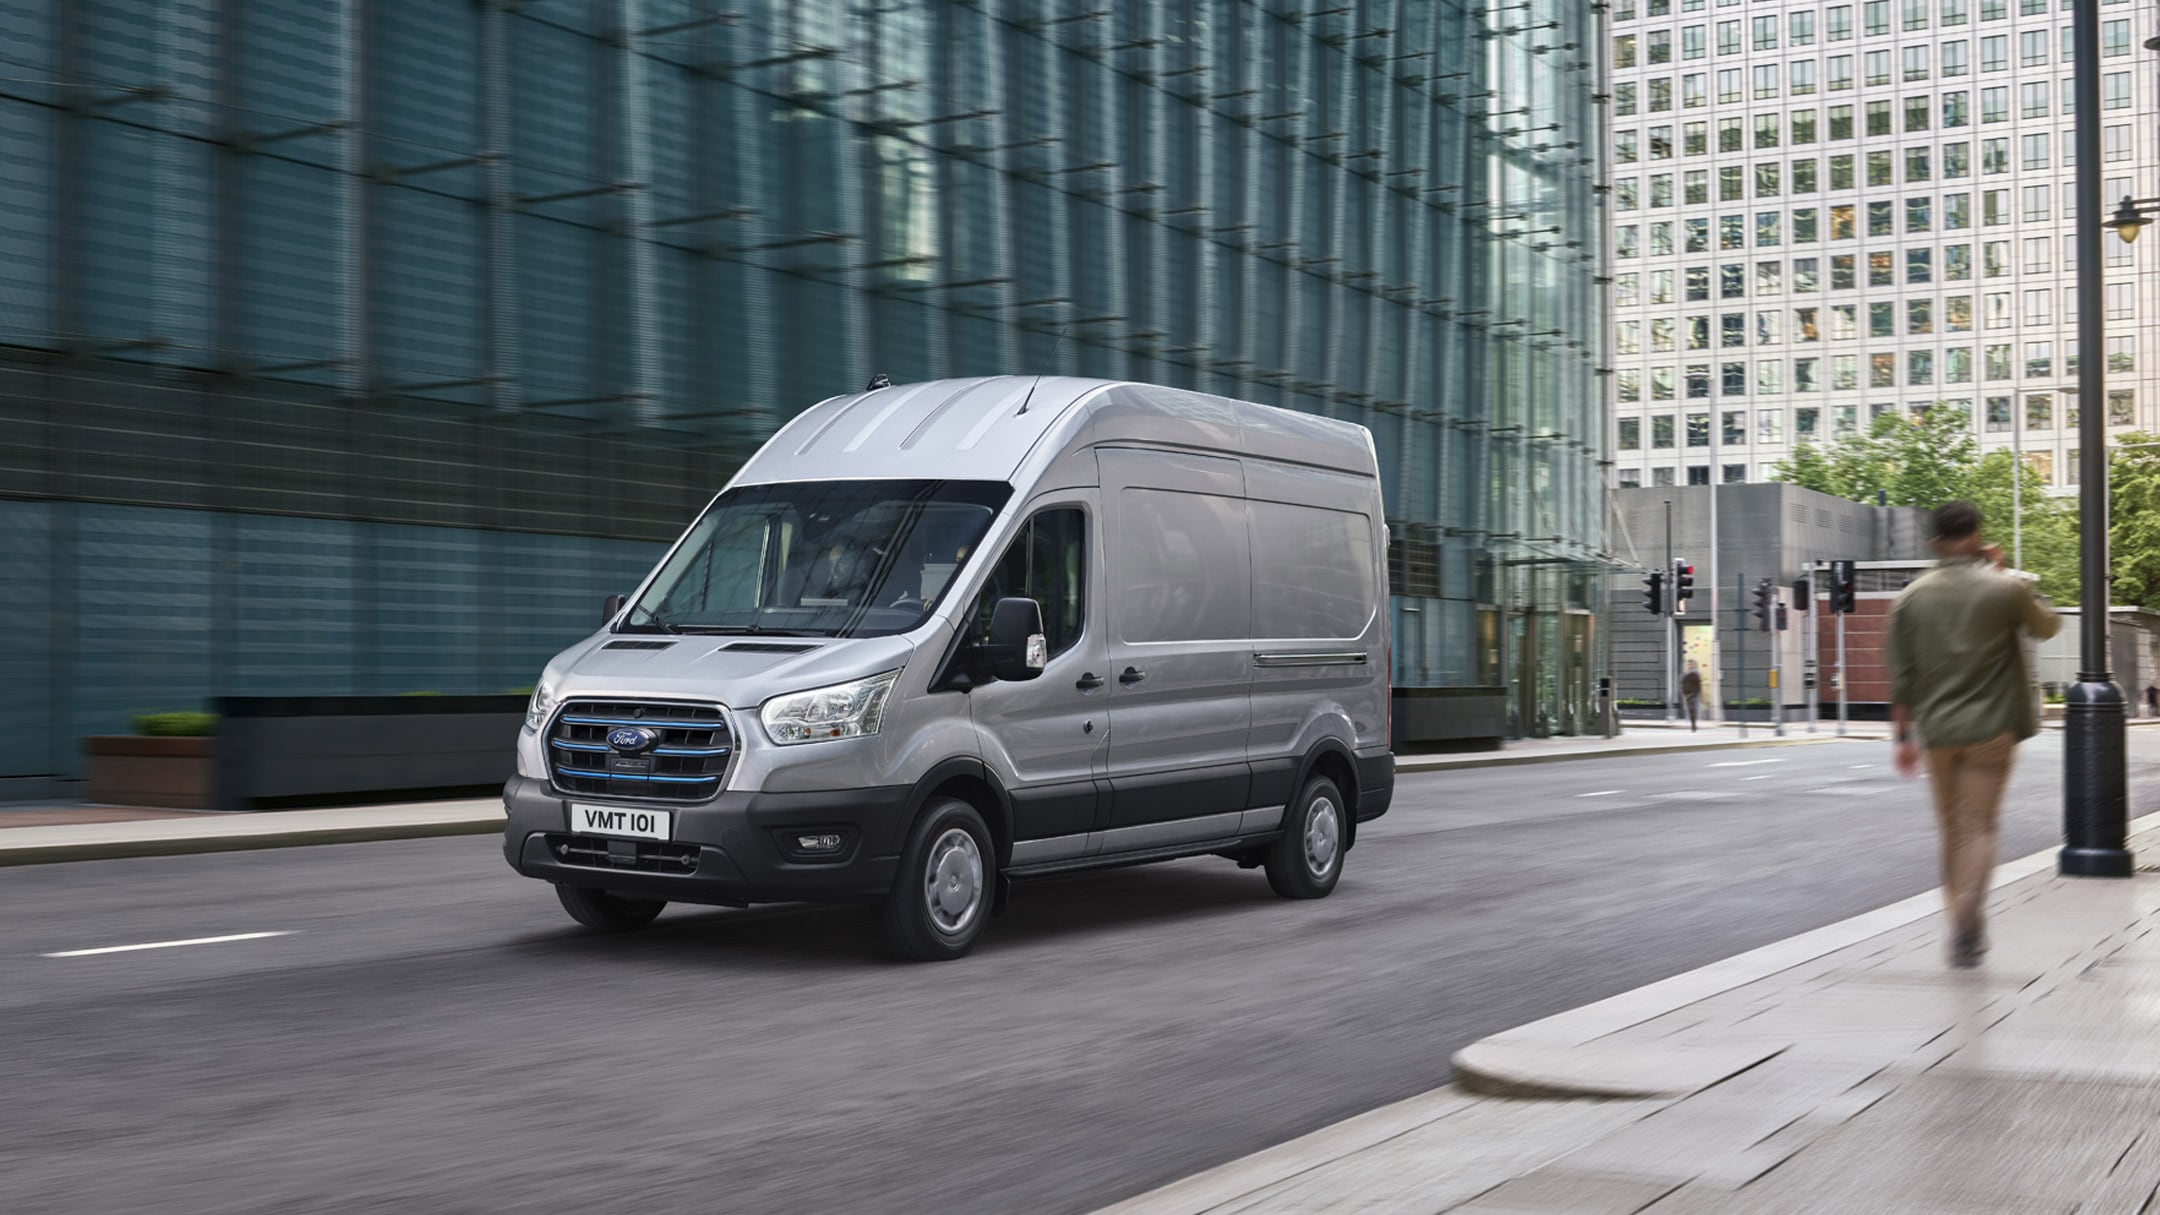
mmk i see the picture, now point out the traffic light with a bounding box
[1776,602,1790,631]
[1751,579,1774,632]
[1672,559,1695,605]
[1829,559,1857,613]
[1791,577,1810,610]
[1641,569,1665,614]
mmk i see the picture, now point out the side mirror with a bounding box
[602,593,627,626]
[987,597,1048,682]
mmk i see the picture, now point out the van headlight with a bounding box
[760,671,899,745]
[524,681,557,733]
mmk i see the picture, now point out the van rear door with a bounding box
[1096,448,1253,843]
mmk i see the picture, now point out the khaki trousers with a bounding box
[1924,733,2017,944]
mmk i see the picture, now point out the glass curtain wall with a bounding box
[0,0,1605,778]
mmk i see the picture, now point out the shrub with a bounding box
[133,712,218,737]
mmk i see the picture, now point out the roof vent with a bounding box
[722,641,819,654]
[865,372,891,391]
[602,640,676,651]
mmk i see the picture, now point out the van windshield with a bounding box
[620,480,1012,638]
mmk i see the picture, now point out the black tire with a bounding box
[554,883,666,932]
[1264,776,1346,900]
[880,798,995,961]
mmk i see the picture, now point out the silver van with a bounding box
[502,376,1394,959]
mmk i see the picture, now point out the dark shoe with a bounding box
[1950,929,1985,969]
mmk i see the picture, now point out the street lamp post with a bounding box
[2061,0,2134,878]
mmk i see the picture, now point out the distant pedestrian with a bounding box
[2145,683,2157,718]
[1680,661,1702,732]
[1888,501,2060,968]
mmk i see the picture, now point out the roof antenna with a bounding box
[1015,373,1044,415]
[865,372,891,391]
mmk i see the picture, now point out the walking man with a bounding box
[1680,661,1702,732]
[1888,501,2060,967]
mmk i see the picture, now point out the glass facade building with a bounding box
[0,0,1606,785]
[1607,0,2160,492]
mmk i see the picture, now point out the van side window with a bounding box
[973,508,1086,660]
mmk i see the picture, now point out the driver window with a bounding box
[974,507,1086,660]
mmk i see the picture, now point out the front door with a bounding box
[1098,448,1253,843]
[966,495,1108,861]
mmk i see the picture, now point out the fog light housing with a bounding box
[775,828,855,861]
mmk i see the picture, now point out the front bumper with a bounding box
[501,775,911,906]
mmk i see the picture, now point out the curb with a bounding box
[1397,733,1857,773]
[1448,808,2160,1100]
[0,815,503,867]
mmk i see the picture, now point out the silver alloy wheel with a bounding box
[924,826,984,936]
[1303,798,1340,879]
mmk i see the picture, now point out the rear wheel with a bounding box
[1265,776,1346,900]
[880,798,994,961]
[554,883,666,932]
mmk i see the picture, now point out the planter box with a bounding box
[85,736,214,808]
[214,695,526,812]
[1392,686,1507,752]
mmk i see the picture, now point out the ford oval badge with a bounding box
[607,726,658,753]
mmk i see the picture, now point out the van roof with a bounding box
[735,375,1377,485]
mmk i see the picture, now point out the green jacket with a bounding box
[1887,556,2061,747]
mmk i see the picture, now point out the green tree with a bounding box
[1965,449,2078,604]
[2110,432,2160,609]
[1769,442,1837,494]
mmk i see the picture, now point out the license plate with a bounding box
[569,803,672,841]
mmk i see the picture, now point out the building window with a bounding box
[1904,46,1931,81]
[1872,352,1898,387]
[2026,343,2052,379]
[2021,185,2048,222]
[1687,466,1712,486]
[1686,413,1710,447]
[1985,397,2012,432]
[1945,347,1972,384]
[1986,342,2012,379]
[1944,143,1970,179]
[1908,299,1933,334]
[1758,409,1785,443]
[1866,49,1892,87]
[1653,467,1677,487]
[2020,81,2048,118]
[2103,73,2130,111]
[1723,362,1748,395]
[2109,390,2135,427]
[1908,351,1934,386]
[1618,418,1642,450]
[2025,393,2051,430]
[2109,336,2136,374]
[1830,155,1856,190]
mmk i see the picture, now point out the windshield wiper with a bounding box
[621,603,679,634]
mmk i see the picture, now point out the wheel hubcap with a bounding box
[924,827,984,935]
[1304,798,1340,878]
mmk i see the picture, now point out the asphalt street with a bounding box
[4,729,2154,1215]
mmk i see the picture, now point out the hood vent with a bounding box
[721,641,819,654]
[602,639,676,651]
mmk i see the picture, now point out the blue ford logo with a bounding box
[607,726,658,753]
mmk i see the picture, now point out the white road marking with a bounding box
[43,931,294,958]
[1709,758,1788,768]
[1849,764,1874,769]
[1743,774,1775,781]
[1577,790,1623,798]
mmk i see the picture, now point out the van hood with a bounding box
[543,632,920,710]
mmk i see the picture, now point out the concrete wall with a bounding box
[1607,485,1930,714]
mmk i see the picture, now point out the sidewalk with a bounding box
[1098,813,2159,1215]
[0,798,504,866]
[1398,720,1880,773]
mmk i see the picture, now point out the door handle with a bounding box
[1118,667,1147,686]
[1076,672,1104,691]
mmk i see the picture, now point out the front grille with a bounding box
[548,699,731,803]
[547,833,702,874]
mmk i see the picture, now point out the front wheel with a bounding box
[880,798,994,961]
[1265,776,1346,900]
[555,883,666,932]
